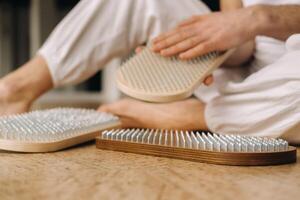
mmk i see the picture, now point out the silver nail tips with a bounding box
[101,129,289,153]
[0,108,119,142]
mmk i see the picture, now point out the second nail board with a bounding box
[117,48,234,102]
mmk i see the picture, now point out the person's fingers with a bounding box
[177,15,203,27]
[203,75,214,86]
[135,46,145,54]
[179,40,216,59]
[152,27,196,53]
[160,35,205,57]
[152,29,179,45]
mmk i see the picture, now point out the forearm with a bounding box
[221,0,255,67]
[151,1,299,61]
[223,3,300,66]
[252,5,300,40]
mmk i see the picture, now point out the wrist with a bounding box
[247,5,275,37]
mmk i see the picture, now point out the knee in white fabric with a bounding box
[205,36,300,141]
[286,34,300,51]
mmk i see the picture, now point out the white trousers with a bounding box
[202,35,300,143]
[38,0,300,143]
[39,0,209,86]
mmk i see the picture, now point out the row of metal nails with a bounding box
[101,129,289,152]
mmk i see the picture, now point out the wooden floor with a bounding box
[0,142,299,200]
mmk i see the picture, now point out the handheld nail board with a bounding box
[96,129,297,166]
[117,48,234,102]
[0,108,121,152]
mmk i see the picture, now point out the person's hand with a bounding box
[152,7,259,59]
[135,46,214,86]
[98,98,207,130]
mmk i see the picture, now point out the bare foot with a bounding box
[0,81,31,116]
[98,98,208,130]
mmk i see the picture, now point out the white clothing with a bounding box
[204,35,300,143]
[198,0,300,143]
[39,0,209,86]
[38,0,300,143]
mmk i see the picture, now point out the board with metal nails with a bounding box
[117,48,235,102]
[0,108,121,152]
[96,129,297,166]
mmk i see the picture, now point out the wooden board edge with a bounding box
[0,121,121,153]
[96,138,297,166]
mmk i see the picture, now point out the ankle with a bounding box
[0,80,13,102]
[0,79,33,105]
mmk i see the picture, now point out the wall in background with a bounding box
[0,0,102,92]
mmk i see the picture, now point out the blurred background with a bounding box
[0,0,219,109]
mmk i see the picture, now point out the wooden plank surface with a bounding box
[1,142,299,200]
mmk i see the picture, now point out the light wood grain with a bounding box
[1,142,299,200]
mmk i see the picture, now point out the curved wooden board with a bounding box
[96,138,297,166]
[117,49,235,103]
[0,121,121,153]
